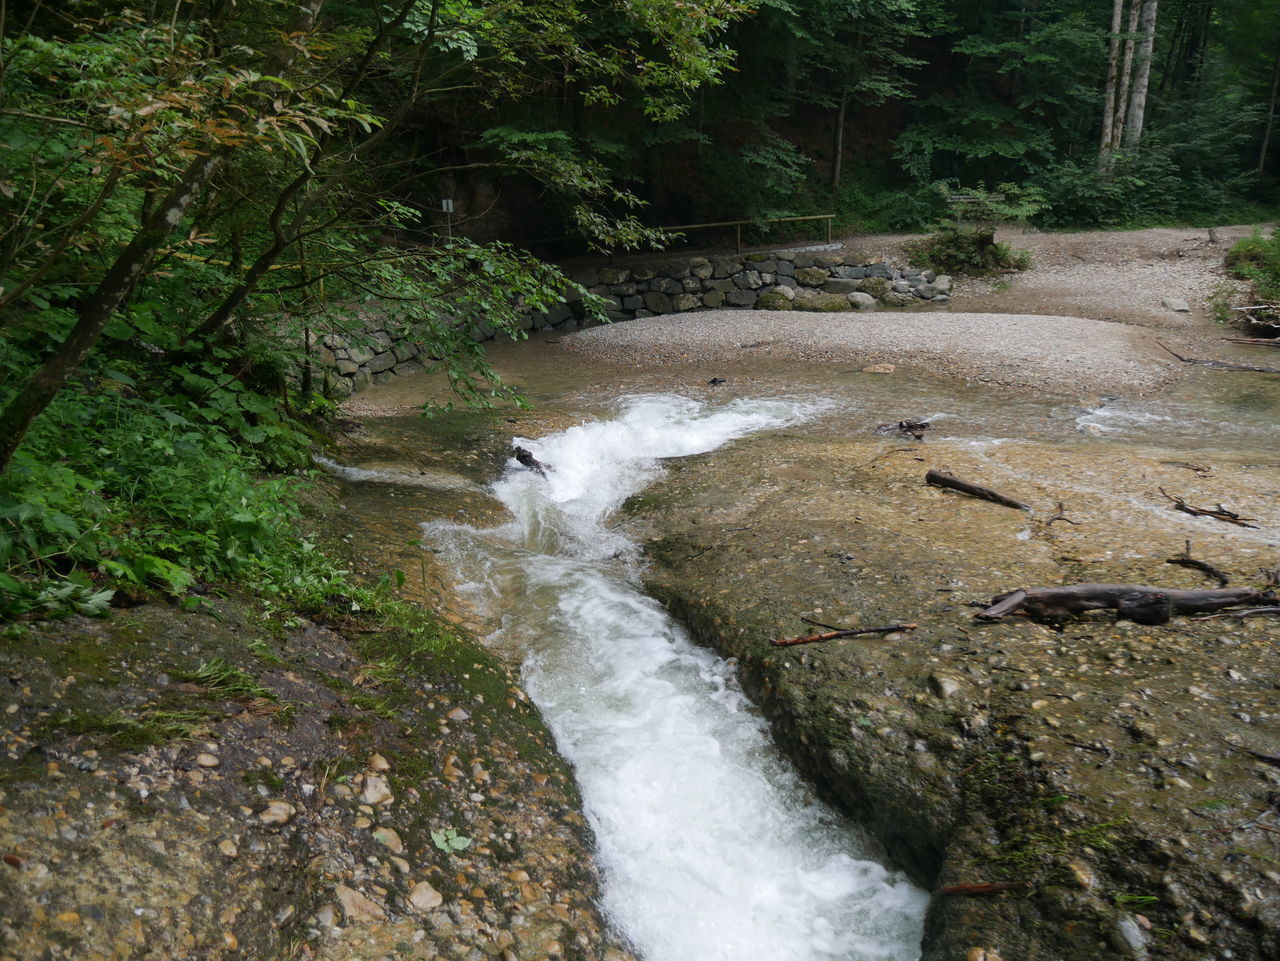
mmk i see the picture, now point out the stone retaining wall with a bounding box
[315,250,948,395]
[562,249,950,324]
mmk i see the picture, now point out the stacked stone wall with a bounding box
[315,249,947,395]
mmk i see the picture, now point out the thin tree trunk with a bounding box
[831,88,848,189]
[1112,0,1141,151]
[1157,8,1185,94]
[0,0,324,473]
[1261,38,1280,174]
[0,153,225,470]
[1099,0,1126,164]
[1122,0,1159,149]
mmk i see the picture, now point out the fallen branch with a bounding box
[1157,340,1280,374]
[925,469,1031,511]
[1159,488,1259,529]
[1166,540,1230,587]
[975,583,1271,625]
[772,622,917,646]
[1223,337,1280,348]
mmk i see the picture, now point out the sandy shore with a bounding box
[559,309,1182,396]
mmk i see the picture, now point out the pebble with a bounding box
[361,775,394,806]
[408,880,444,912]
[1068,861,1095,890]
[196,753,220,768]
[218,839,239,859]
[1116,916,1147,952]
[222,931,238,950]
[1185,926,1210,946]
[373,826,404,854]
[447,708,471,722]
[928,674,961,699]
[336,883,387,922]
[259,800,296,825]
[368,753,391,771]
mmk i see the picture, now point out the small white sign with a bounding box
[441,199,454,213]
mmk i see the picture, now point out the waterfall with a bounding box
[425,394,927,961]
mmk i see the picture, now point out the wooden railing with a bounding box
[658,213,836,253]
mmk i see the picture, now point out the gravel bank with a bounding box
[560,309,1181,396]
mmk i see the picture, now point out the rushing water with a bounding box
[424,394,928,961]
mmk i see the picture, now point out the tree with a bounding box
[1121,0,1160,149]
[0,0,746,473]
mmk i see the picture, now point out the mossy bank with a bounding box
[0,481,633,961]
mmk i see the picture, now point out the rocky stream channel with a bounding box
[4,235,1280,961]
[314,321,1280,961]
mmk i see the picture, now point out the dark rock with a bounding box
[794,267,829,287]
[643,291,673,314]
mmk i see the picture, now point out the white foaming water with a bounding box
[425,394,927,961]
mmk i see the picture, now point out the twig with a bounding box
[772,623,917,647]
[1194,607,1280,620]
[1211,732,1280,768]
[681,545,717,561]
[1046,501,1080,526]
[1223,337,1280,348]
[1166,540,1230,587]
[1157,340,1280,374]
[1159,488,1259,528]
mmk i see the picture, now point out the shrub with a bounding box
[1225,229,1280,302]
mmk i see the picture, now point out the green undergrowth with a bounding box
[0,334,347,623]
[1225,228,1280,302]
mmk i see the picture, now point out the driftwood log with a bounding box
[975,584,1271,625]
[925,469,1031,511]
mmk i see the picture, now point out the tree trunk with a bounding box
[1112,0,1142,152]
[1099,0,1126,164]
[1122,0,1159,150]
[831,88,848,189]
[0,153,225,471]
[1260,38,1280,174]
[0,0,324,473]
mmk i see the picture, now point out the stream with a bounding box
[423,395,929,961]
[328,335,1280,961]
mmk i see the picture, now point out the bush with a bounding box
[903,183,1037,275]
[905,226,1032,275]
[1225,229,1280,302]
[0,342,344,620]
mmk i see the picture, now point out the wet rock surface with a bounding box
[0,550,632,960]
[627,426,1280,961]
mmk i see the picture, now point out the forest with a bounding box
[1,0,1279,615]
